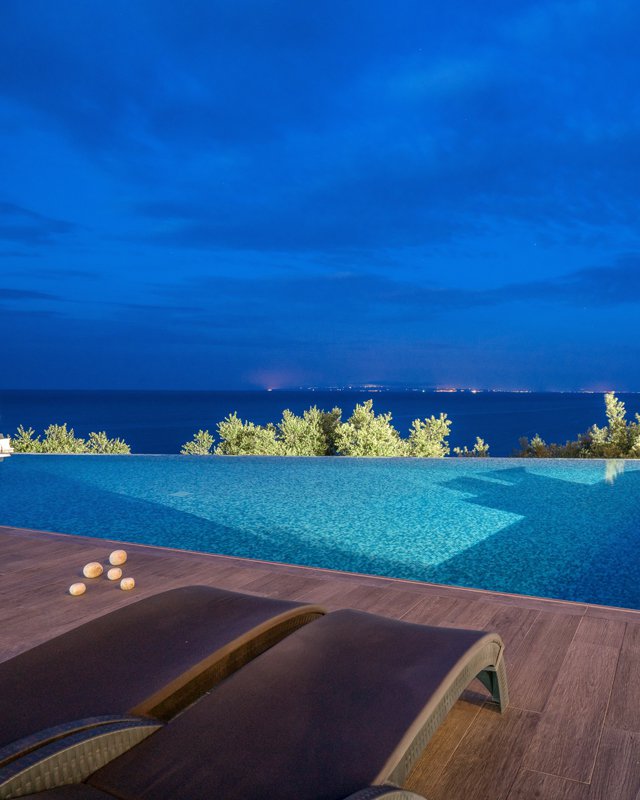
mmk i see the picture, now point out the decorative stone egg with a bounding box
[69,582,87,596]
[82,562,104,578]
[109,550,127,566]
[120,577,135,591]
[107,567,122,581]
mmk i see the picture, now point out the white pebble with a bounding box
[69,582,87,596]
[109,550,127,566]
[120,577,135,591]
[107,567,122,581]
[82,562,104,578]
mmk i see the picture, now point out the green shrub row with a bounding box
[10,393,637,458]
[11,424,131,454]
[181,399,486,457]
[517,392,640,458]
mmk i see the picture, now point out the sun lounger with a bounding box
[1,608,507,800]
[0,585,324,768]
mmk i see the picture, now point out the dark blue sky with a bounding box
[2,1,640,390]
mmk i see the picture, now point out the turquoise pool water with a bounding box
[1,455,639,608]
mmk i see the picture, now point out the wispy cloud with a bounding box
[0,286,59,301]
[141,255,640,319]
[0,203,75,247]
[3,1,640,388]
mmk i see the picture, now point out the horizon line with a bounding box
[0,387,633,394]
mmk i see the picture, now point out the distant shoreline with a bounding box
[3,389,640,457]
[1,388,637,394]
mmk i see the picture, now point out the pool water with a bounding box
[1,455,639,608]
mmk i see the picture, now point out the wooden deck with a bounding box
[2,524,639,800]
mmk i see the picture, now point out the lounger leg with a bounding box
[476,655,509,712]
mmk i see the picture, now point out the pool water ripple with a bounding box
[1,455,639,608]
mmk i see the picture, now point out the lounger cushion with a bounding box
[89,610,499,800]
[0,585,322,749]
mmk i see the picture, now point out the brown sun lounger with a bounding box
[0,585,324,768]
[1,609,507,800]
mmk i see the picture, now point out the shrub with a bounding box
[87,431,131,454]
[215,413,282,455]
[516,433,585,458]
[278,406,342,456]
[335,400,406,457]
[11,425,43,453]
[12,423,131,454]
[318,407,342,455]
[516,392,640,458]
[454,437,490,458]
[181,429,215,455]
[40,423,87,453]
[407,414,451,457]
[586,392,640,457]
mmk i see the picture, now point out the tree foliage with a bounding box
[11,423,131,454]
[587,392,640,457]
[407,414,451,457]
[181,429,215,455]
[215,413,282,455]
[334,400,406,457]
[87,431,131,454]
[40,424,87,453]
[11,425,43,453]
[454,437,490,458]
[180,401,466,458]
[517,393,640,458]
[277,406,342,456]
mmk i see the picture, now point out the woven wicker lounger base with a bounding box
[3,609,507,800]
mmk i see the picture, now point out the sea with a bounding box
[0,390,638,457]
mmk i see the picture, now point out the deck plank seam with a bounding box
[409,698,491,789]
[515,767,591,785]
[502,609,541,668]
[586,622,628,786]
[396,594,435,622]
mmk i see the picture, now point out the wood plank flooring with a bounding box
[2,524,639,800]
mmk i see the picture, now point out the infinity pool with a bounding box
[1,455,639,608]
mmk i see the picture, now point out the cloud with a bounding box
[492,255,640,308]
[3,1,640,390]
[4,0,640,258]
[6,267,99,282]
[0,203,75,247]
[132,255,640,337]
[0,287,59,301]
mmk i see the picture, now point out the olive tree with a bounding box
[453,437,490,458]
[40,424,87,453]
[215,413,282,455]
[278,406,342,455]
[587,392,639,457]
[87,431,131,454]
[335,400,406,457]
[12,423,131,454]
[181,429,215,455]
[517,393,640,458]
[407,414,451,457]
[11,425,43,452]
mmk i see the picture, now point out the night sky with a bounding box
[2,1,640,390]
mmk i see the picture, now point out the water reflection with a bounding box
[604,460,625,485]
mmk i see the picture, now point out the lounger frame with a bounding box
[0,721,160,800]
[381,634,507,787]
[0,586,325,770]
[0,632,507,800]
